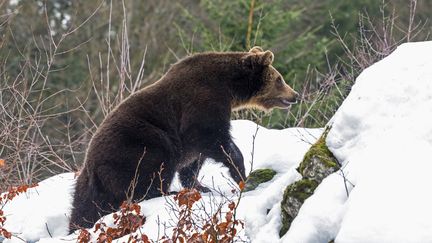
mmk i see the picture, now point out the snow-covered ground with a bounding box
[1,121,322,242]
[2,41,432,242]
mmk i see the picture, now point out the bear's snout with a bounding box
[280,92,298,106]
[282,85,299,105]
[292,91,300,103]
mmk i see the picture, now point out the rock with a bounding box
[279,179,318,236]
[244,168,277,192]
[297,128,339,180]
[279,128,339,236]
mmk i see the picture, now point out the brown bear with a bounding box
[69,46,299,231]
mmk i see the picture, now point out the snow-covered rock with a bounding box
[279,129,339,237]
[284,41,432,243]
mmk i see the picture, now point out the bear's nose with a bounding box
[293,91,300,101]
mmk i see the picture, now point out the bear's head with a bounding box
[234,46,299,112]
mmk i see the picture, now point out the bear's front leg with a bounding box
[220,140,246,184]
[179,158,211,192]
[203,138,246,185]
[181,118,246,187]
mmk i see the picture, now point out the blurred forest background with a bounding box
[0,0,431,187]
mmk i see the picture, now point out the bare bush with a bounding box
[0,0,148,189]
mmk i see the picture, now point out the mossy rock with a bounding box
[297,127,339,181]
[279,127,340,237]
[244,168,277,192]
[279,179,318,236]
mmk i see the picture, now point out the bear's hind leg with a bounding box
[143,163,177,199]
[70,174,119,233]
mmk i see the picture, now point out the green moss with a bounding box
[283,179,318,202]
[297,127,339,178]
[279,179,319,236]
[244,168,277,192]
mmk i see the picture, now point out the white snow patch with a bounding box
[2,173,75,242]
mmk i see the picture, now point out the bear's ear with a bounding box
[249,46,264,53]
[242,50,274,69]
[260,50,274,66]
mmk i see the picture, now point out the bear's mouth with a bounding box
[280,98,297,106]
[275,98,297,108]
[264,98,297,109]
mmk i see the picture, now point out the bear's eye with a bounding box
[277,77,284,85]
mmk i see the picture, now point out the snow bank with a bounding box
[1,173,75,241]
[1,120,322,242]
[284,41,432,242]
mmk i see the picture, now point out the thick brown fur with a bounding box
[69,47,298,231]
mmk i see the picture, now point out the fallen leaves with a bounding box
[78,201,147,243]
[77,187,244,242]
[169,188,244,243]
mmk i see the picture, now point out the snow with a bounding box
[283,41,432,243]
[3,41,432,243]
[1,173,75,241]
[331,41,432,243]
